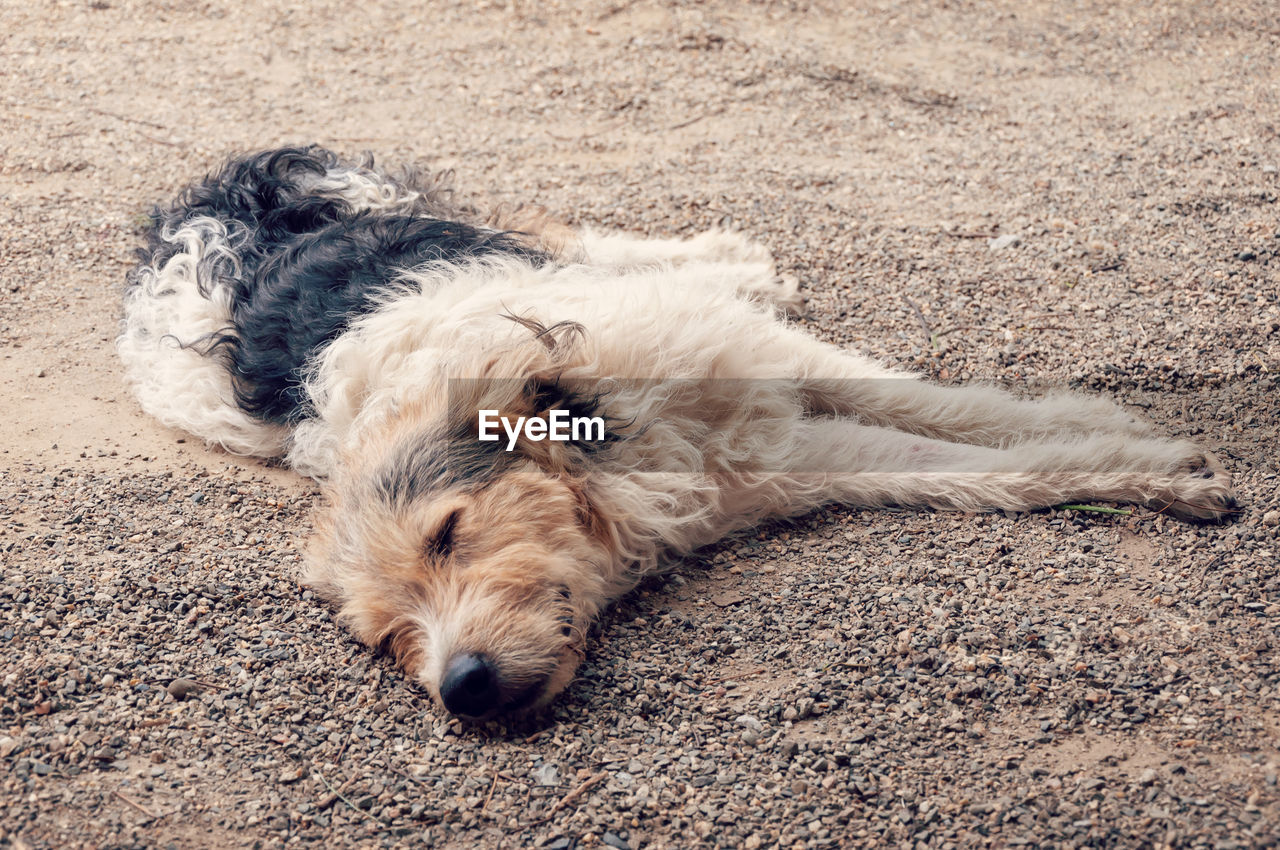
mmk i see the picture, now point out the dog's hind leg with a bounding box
[578,229,804,315]
[758,419,1237,523]
[580,229,775,268]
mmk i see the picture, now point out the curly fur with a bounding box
[119,146,1239,719]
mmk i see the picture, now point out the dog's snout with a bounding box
[440,652,501,718]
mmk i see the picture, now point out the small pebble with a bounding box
[166,678,201,701]
[601,832,631,850]
[531,764,560,787]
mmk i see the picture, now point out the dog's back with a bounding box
[119,146,543,454]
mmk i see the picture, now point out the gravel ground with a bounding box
[2,1,1278,848]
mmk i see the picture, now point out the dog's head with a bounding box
[305,376,621,720]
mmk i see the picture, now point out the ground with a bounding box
[1,1,1278,848]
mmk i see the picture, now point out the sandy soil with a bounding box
[2,1,1278,848]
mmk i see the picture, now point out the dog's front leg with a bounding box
[782,338,1154,445]
[763,419,1237,523]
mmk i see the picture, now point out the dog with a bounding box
[119,146,1238,719]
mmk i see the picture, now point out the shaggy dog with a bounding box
[120,146,1237,719]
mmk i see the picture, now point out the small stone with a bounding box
[988,233,1022,250]
[1236,250,1257,261]
[531,763,560,786]
[167,678,201,701]
[1262,510,1279,527]
[602,832,631,850]
[735,714,763,732]
[279,765,306,784]
[1139,768,1158,786]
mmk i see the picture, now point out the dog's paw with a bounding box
[736,272,806,317]
[1149,449,1239,523]
[766,273,807,317]
[688,230,775,266]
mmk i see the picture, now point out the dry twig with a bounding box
[88,107,167,129]
[314,768,386,825]
[704,667,766,687]
[113,790,159,820]
[482,767,501,813]
[527,771,607,827]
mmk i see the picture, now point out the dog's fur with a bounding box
[120,146,1238,718]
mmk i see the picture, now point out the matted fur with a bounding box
[120,146,1239,719]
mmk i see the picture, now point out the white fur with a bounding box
[118,216,289,457]
[301,163,427,216]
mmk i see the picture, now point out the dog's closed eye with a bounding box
[424,508,462,558]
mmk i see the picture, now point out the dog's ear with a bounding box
[512,378,616,474]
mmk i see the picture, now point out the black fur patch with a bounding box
[207,214,546,422]
[373,423,517,508]
[134,146,550,424]
[373,378,623,507]
[140,147,369,289]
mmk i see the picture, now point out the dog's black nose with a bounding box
[440,653,501,718]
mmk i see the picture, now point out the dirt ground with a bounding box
[2,1,1278,848]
